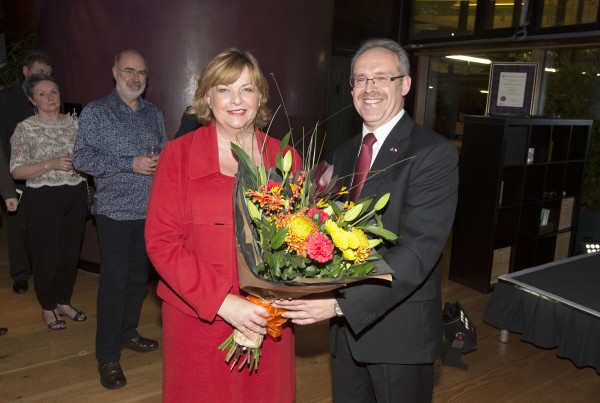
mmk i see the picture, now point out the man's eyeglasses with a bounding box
[116,67,148,78]
[350,75,404,88]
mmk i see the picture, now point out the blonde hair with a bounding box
[188,48,271,127]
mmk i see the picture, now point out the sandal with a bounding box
[43,310,66,330]
[57,304,87,322]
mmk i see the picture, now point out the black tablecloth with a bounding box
[483,253,600,374]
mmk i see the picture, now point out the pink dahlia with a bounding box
[307,208,330,224]
[306,232,334,263]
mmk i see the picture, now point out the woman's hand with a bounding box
[5,198,18,212]
[50,156,74,171]
[217,294,268,340]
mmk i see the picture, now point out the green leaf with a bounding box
[342,204,363,222]
[375,214,383,229]
[304,265,318,277]
[276,152,284,173]
[359,225,398,240]
[280,132,291,152]
[373,193,390,211]
[271,226,288,249]
[329,202,342,217]
[231,143,259,184]
[283,267,296,279]
[291,255,306,269]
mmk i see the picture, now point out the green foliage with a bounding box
[542,49,600,210]
[0,32,39,89]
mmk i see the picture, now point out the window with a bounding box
[411,0,478,40]
[424,51,532,138]
[540,47,600,119]
[484,0,523,30]
[540,0,598,27]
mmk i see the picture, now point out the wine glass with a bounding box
[146,144,160,158]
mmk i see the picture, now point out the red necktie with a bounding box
[350,133,376,202]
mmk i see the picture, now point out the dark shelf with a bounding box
[449,116,592,293]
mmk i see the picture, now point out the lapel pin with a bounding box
[390,147,398,153]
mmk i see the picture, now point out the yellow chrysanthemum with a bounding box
[325,220,347,249]
[342,248,356,261]
[325,220,371,263]
[278,213,319,256]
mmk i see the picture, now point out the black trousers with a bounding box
[331,324,434,403]
[95,214,150,364]
[7,182,31,283]
[25,183,86,310]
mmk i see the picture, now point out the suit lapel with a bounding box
[360,114,414,197]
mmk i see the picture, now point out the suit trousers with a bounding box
[7,182,31,282]
[331,323,434,403]
[25,183,86,309]
[95,214,150,364]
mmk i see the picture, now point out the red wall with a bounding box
[38,0,334,140]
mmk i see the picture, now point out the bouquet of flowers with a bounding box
[218,132,398,372]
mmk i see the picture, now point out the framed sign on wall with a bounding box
[486,62,538,116]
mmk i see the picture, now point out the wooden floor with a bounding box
[0,219,598,402]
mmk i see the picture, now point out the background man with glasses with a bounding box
[73,49,166,390]
[275,38,459,402]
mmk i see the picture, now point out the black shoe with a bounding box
[121,334,159,353]
[12,281,28,293]
[98,361,127,390]
[0,328,7,336]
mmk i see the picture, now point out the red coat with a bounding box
[146,124,299,402]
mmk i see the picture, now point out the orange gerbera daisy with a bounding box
[246,189,286,212]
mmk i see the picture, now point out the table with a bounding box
[483,252,600,374]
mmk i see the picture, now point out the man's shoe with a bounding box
[98,361,127,389]
[121,334,159,353]
[12,281,28,293]
[0,328,7,336]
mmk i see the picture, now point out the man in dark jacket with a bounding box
[275,39,459,402]
[0,51,53,294]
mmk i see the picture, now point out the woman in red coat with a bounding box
[145,49,300,402]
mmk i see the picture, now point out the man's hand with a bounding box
[217,294,268,340]
[5,198,18,212]
[133,155,158,176]
[273,292,337,325]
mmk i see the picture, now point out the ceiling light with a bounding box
[445,55,491,64]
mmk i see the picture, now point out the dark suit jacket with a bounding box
[0,84,34,161]
[174,110,202,139]
[331,113,459,365]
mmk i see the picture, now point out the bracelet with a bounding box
[44,161,48,171]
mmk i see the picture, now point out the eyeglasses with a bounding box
[116,67,148,78]
[350,75,404,88]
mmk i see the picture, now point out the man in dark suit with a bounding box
[274,39,459,402]
[0,51,53,294]
[173,106,202,139]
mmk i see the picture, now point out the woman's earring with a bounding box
[33,105,38,114]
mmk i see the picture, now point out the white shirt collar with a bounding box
[360,110,404,167]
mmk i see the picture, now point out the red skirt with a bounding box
[162,302,295,402]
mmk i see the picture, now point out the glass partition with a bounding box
[424,50,532,139]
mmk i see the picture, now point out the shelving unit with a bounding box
[449,116,592,293]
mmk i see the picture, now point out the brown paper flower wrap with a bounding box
[218,134,396,372]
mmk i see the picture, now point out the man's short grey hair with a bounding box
[350,38,410,78]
